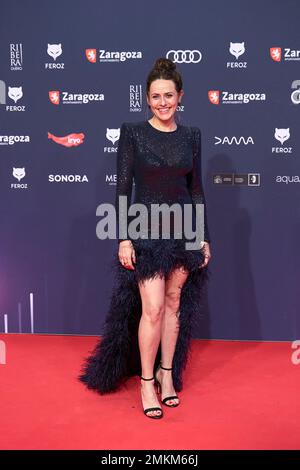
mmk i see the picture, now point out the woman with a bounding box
[79,58,212,419]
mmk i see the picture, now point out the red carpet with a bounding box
[0,334,299,450]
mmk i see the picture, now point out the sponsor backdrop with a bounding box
[0,0,299,340]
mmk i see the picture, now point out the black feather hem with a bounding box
[78,238,210,395]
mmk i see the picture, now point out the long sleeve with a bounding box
[115,122,135,242]
[186,127,211,243]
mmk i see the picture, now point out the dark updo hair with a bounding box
[146,57,183,96]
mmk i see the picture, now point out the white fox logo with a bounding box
[47,43,62,61]
[106,128,120,145]
[13,167,25,181]
[229,42,245,59]
[8,86,23,103]
[274,128,290,145]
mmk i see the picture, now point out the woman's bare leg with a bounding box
[138,274,165,417]
[158,266,189,405]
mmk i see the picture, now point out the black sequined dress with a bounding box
[79,120,211,394]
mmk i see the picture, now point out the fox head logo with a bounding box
[274,128,290,145]
[270,47,282,62]
[13,167,25,181]
[229,42,245,60]
[106,128,120,145]
[208,90,220,105]
[8,86,23,103]
[49,90,60,105]
[47,43,62,61]
[86,49,97,63]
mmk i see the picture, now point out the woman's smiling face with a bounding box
[147,79,184,123]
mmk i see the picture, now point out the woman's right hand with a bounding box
[118,240,136,270]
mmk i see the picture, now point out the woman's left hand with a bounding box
[199,241,211,269]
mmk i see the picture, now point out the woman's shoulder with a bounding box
[121,120,201,138]
[189,125,201,135]
[121,120,146,130]
[119,121,146,139]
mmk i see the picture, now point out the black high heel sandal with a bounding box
[140,375,163,419]
[154,363,180,407]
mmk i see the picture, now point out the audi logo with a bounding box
[166,50,202,63]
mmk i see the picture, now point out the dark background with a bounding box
[0,0,299,340]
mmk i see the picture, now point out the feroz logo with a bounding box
[0,83,26,111]
[208,90,220,105]
[45,43,64,69]
[13,167,25,181]
[270,47,282,62]
[11,168,28,189]
[272,128,292,155]
[8,86,23,103]
[104,128,120,153]
[274,128,290,145]
[106,128,120,145]
[229,42,245,60]
[86,49,97,63]
[227,42,247,68]
[48,132,85,147]
[47,43,62,61]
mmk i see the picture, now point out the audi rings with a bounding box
[166,50,202,63]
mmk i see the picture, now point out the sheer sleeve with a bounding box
[187,127,211,243]
[115,122,135,242]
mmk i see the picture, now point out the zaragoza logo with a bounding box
[208,89,266,104]
[49,90,60,105]
[86,49,97,63]
[208,90,220,105]
[270,47,282,62]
